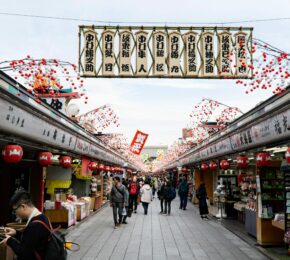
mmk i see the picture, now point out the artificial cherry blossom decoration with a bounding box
[0,56,89,104]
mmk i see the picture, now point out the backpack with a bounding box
[130,182,138,195]
[33,220,67,260]
[167,187,176,201]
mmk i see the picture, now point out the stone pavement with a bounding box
[66,198,268,260]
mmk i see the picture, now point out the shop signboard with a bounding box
[0,97,77,151]
[79,25,253,79]
[252,109,290,146]
[230,128,256,150]
[74,138,90,155]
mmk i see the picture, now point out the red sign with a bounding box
[130,130,149,155]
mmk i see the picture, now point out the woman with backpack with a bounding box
[140,179,153,215]
[163,181,176,216]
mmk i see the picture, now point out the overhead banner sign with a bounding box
[130,130,149,155]
[79,25,253,79]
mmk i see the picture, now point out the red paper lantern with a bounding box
[2,144,23,163]
[286,148,290,164]
[209,161,218,170]
[60,156,72,168]
[256,152,271,167]
[105,165,111,172]
[88,162,98,171]
[38,152,52,166]
[201,163,209,171]
[98,163,105,171]
[220,159,230,170]
[181,167,189,173]
[236,156,249,168]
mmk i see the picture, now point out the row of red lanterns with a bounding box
[1,145,125,170]
[200,150,290,171]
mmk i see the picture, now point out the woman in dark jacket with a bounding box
[157,179,166,214]
[196,183,209,219]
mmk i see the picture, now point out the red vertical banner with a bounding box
[130,130,149,155]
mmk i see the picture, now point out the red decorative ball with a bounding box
[38,152,52,166]
[2,144,23,163]
[209,161,218,170]
[201,163,209,171]
[60,156,72,168]
[236,156,249,168]
[88,162,98,171]
[220,159,230,170]
[256,152,271,167]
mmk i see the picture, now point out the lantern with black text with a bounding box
[98,163,105,171]
[201,163,209,171]
[256,152,271,167]
[209,161,218,171]
[220,159,230,170]
[88,162,98,171]
[2,144,23,163]
[236,156,249,169]
[286,148,290,164]
[60,156,72,168]
[38,152,52,166]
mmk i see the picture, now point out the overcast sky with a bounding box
[0,0,290,146]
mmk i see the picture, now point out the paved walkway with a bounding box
[66,198,268,260]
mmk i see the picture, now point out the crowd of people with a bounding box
[1,176,209,259]
[109,174,210,229]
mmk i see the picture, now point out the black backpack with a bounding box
[33,220,67,260]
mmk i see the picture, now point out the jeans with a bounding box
[112,202,124,225]
[179,194,188,209]
[164,200,171,214]
[142,202,149,215]
[129,194,138,211]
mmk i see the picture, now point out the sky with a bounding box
[0,0,290,146]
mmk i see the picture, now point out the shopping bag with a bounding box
[122,207,127,216]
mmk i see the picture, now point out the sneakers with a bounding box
[122,221,128,224]
[114,224,119,229]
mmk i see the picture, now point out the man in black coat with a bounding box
[2,191,51,260]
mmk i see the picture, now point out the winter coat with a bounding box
[157,183,165,200]
[140,184,153,203]
[110,183,128,204]
[178,181,188,196]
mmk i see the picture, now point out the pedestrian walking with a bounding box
[110,176,129,228]
[140,179,153,215]
[128,176,140,214]
[196,182,209,219]
[163,181,176,215]
[2,191,52,260]
[178,176,188,210]
[157,179,166,214]
[121,182,130,224]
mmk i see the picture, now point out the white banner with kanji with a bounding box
[130,130,149,155]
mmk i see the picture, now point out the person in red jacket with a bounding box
[128,176,140,213]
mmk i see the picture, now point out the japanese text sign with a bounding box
[130,130,149,155]
[79,25,253,79]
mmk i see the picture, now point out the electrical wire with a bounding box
[0,12,290,25]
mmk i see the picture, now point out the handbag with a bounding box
[127,209,132,217]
